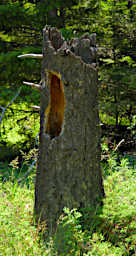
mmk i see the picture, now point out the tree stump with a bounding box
[34,26,104,234]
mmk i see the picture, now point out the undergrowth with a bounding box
[0,157,136,255]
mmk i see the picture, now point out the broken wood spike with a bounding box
[23,81,41,90]
[18,54,43,59]
[31,105,40,110]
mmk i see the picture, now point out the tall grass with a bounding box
[0,157,136,255]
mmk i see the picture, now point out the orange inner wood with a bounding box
[45,72,66,139]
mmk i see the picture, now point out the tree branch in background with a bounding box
[18,54,43,59]
[0,87,22,133]
[31,105,40,110]
[23,81,41,91]
[114,139,125,152]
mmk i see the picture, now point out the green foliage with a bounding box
[0,158,136,255]
[0,147,38,185]
[97,0,136,126]
[0,181,47,256]
[0,92,40,162]
[1,0,136,155]
[0,102,39,147]
[53,208,83,255]
[0,3,30,31]
[100,163,136,254]
[0,48,41,86]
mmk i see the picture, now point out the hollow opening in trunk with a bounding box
[45,72,66,139]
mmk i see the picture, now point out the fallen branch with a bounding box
[0,87,22,132]
[18,54,43,59]
[23,81,41,90]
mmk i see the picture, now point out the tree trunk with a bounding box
[34,26,104,234]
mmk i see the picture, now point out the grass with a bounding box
[0,157,136,255]
[0,182,46,256]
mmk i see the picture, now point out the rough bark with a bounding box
[35,26,104,234]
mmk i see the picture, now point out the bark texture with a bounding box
[35,26,104,234]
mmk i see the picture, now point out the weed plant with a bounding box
[0,155,136,255]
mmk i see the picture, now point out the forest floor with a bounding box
[0,155,136,256]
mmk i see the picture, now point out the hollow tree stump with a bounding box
[34,26,104,234]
